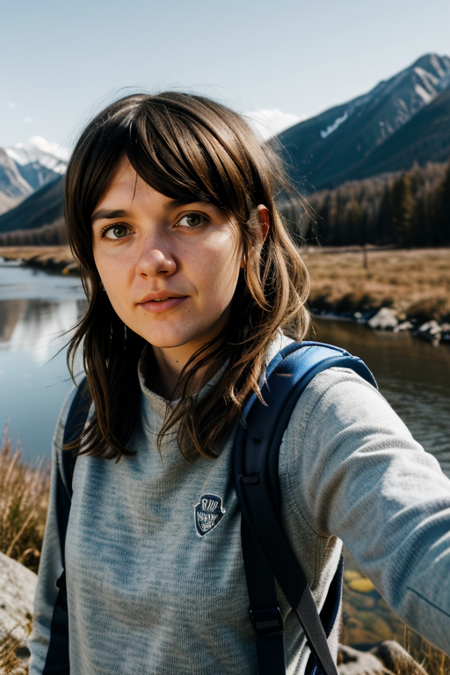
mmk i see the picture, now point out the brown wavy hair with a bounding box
[65,92,311,461]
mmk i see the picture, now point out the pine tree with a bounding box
[434,163,450,245]
[389,174,418,247]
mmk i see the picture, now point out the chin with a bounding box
[138,331,197,349]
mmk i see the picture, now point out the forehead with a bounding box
[93,157,164,214]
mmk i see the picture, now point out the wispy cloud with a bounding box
[1,101,16,109]
[23,117,34,124]
[245,108,304,141]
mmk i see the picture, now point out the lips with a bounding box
[138,293,188,313]
[138,291,187,304]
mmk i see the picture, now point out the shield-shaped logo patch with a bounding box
[194,493,226,537]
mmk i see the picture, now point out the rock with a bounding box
[370,640,429,675]
[0,552,37,671]
[343,570,363,583]
[338,644,392,675]
[368,308,398,330]
[393,321,414,332]
[348,578,376,593]
[415,320,442,345]
[440,323,450,346]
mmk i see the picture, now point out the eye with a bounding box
[177,213,207,228]
[101,224,131,240]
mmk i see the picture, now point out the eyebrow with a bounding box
[91,209,130,224]
[91,199,211,225]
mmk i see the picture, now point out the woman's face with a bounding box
[91,157,244,363]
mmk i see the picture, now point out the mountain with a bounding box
[0,175,64,234]
[5,136,68,191]
[338,83,450,180]
[278,53,450,191]
[0,136,68,221]
[0,149,33,215]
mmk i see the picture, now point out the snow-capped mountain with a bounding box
[0,148,33,215]
[278,53,450,190]
[0,136,68,216]
[5,136,69,191]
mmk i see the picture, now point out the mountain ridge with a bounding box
[278,52,450,191]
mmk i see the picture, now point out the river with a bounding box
[1,259,449,478]
[0,260,86,461]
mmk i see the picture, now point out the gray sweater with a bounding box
[29,337,450,673]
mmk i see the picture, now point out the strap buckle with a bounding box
[250,607,284,637]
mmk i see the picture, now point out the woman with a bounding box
[29,92,450,674]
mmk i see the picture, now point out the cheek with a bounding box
[196,239,241,309]
[94,248,132,287]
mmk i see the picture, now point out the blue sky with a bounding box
[1,0,449,148]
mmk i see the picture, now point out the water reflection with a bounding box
[0,298,87,363]
[0,260,86,460]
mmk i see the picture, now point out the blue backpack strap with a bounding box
[42,378,90,674]
[233,341,376,675]
[60,376,90,499]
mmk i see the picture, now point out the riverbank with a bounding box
[304,246,450,346]
[1,245,449,345]
[0,245,78,275]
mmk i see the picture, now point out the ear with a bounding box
[256,205,270,241]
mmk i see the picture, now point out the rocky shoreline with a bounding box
[312,306,450,347]
[0,246,78,276]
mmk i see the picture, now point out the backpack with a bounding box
[46,341,377,675]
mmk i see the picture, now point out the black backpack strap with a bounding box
[234,342,376,675]
[42,378,90,674]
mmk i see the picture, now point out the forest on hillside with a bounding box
[282,160,450,248]
[1,160,449,248]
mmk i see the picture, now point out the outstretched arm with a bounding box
[285,367,450,655]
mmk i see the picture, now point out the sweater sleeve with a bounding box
[28,387,77,675]
[284,367,450,655]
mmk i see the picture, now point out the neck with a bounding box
[151,345,191,400]
[150,343,224,401]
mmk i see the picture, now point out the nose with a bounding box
[135,236,177,279]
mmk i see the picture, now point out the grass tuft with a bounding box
[0,426,50,573]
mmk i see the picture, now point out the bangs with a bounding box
[124,99,252,219]
[93,95,255,223]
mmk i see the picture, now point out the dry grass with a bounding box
[0,427,50,573]
[0,621,31,675]
[0,246,73,265]
[0,246,77,275]
[401,628,450,675]
[302,247,450,322]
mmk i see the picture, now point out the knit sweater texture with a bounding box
[29,335,450,673]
